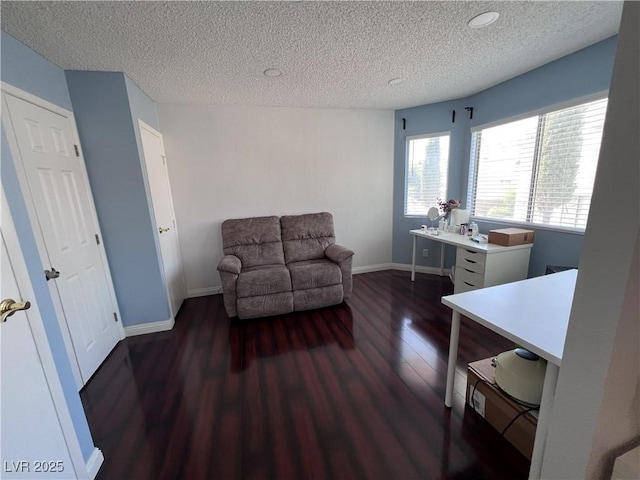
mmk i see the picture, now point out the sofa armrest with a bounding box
[217,255,242,274]
[326,244,354,300]
[325,244,354,264]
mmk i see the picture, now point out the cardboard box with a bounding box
[488,228,535,247]
[466,357,538,460]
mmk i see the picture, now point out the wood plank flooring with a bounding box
[82,270,530,480]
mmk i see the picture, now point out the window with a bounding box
[404,133,450,216]
[467,98,607,230]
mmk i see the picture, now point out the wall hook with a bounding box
[465,106,474,120]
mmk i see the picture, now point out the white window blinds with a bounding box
[405,133,450,216]
[468,98,608,230]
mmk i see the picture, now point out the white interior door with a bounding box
[139,121,186,318]
[1,189,85,479]
[3,92,121,385]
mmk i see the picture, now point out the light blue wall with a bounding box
[1,31,72,110]
[1,30,96,462]
[392,97,471,269]
[393,36,618,277]
[125,75,160,131]
[65,71,170,327]
[123,77,170,311]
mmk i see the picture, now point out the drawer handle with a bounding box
[465,249,477,254]
[464,281,475,286]
[464,258,477,264]
[464,268,474,273]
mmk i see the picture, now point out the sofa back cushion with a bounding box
[221,216,285,268]
[281,212,336,264]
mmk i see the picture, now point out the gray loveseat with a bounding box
[217,212,354,319]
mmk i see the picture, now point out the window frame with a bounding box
[466,91,608,234]
[404,131,451,218]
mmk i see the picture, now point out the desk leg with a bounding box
[444,310,461,408]
[528,363,559,480]
[440,243,445,277]
[411,236,417,282]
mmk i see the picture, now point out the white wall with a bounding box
[156,104,394,296]
[541,2,639,478]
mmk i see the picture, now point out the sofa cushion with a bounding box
[281,212,335,263]
[293,285,343,312]
[237,264,292,298]
[238,292,293,319]
[222,216,285,268]
[288,259,342,291]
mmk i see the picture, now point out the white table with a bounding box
[410,229,533,293]
[441,269,577,479]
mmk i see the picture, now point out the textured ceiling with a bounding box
[1,1,623,110]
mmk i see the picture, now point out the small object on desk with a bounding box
[459,223,468,235]
[420,224,428,231]
[451,208,469,227]
[489,228,535,246]
[471,234,488,243]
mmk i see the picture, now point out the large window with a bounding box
[404,133,450,216]
[467,97,607,230]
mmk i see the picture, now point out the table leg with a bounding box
[528,363,560,480]
[411,235,417,282]
[444,310,461,408]
[440,243,445,277]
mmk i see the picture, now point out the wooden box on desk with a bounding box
[488,228,534,247]
[466,358,538,460]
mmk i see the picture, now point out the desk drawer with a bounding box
[456,267,485,291]
[455,279,478,294]
[456,247,486,274]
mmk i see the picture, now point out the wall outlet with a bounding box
[422,249,429,258]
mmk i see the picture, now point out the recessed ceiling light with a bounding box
[263,68,282,77]
[468,11,500,29]
[388,77,405,86]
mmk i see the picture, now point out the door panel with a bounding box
[4,94,120,384]
[139,122,186,318]
[1,190,78,479]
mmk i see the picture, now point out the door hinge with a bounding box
[74,145,80,157]
[95,234,101,245]
[161,155,166,165]
[113,312,119,323]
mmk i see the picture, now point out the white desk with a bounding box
[410,229,533,293]
[441,269,577,479]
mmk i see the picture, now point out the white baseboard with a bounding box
[86,447,104,480]
[390,263,451,276]
[352,263,394,274]
[188,286,222,297]
[124,318,175,337]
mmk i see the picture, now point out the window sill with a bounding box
[470,216,586,236]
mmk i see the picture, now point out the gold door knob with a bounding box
[1,299,31,323]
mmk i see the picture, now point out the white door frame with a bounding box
[1,82,125,390]
[1,188,104,479]
[137,119,186,320]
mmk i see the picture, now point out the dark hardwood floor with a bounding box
[82,270,530,480]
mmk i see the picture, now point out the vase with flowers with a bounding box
[437,198,461,231]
